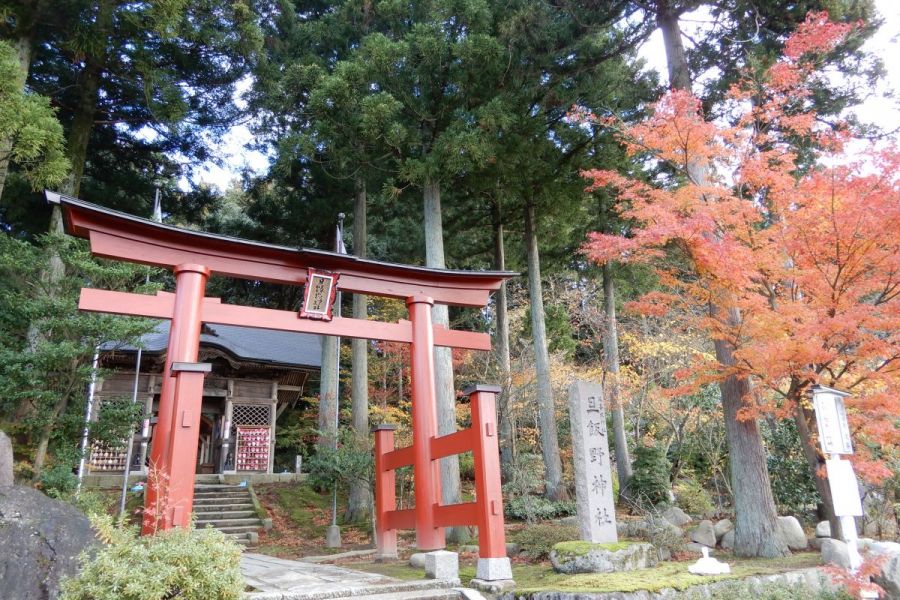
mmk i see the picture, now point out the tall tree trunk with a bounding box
[658,5,786,557]
[346,176,371,522]
[0,35,34,201]
[793,401,843,539]
[423,178,466,543]
[318,334,340,447]
[656,2,691,92]
[492,199,514,470]
[524,198,566,500]
[31,392,70,478]
[602,263,633,500]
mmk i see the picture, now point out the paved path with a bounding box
[240,553,398,594]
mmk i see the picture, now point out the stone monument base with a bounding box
[469,577,516,594]
[550,541,658,574]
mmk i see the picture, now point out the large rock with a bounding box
[689,520,717,548]
[550,541,658,574]
[821,538,851,569]
[815,520,831,538]
[871,542,900,599]
[776,516,808,550]
[721,529,734,551]
[0,485,98,600]
[409,552,426,568]
[662,506,692,527]
[0,430,13,487]
[714,519,733,543]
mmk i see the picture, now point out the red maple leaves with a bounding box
[579,12,898,481]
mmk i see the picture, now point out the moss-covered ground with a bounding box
[352,552,823,594]
[254,482,371,558]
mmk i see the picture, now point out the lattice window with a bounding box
[232,403,271,428]
[229,404,273,471]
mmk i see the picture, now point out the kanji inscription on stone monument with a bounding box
[568,380,618,543]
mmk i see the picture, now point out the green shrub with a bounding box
[71,489,113,518]
[629,444,670,509]
[502,453,545,522]
[458,452,475,480]
[60,514,244,600]
[40,464,78,499]
[674,477,714,517]
[504,495,576,521]
[510,523,579,559]
[682,580,852,600]
[765,420,819,515]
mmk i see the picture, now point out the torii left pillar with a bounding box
[142,264,210,534]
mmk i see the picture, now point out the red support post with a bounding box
[142,264,209,534]
[372,424,399,559]
[468,385,507,558]
[407,295,445,550]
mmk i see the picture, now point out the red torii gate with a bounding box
[50,192,515,581]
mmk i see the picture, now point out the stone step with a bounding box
[347,589,461,600]
[194,483,248,488]
[193,489,250,496]
[226,533,252,546]
[193,493,251,501]
[194,503,255,513]
[252,580,462,600]
[196,517,262,528]
[193,493,251,502]
[216,524,263,534]
[193,509,257,519]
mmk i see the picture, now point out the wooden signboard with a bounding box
[812,385,853,455]
[300,268,339,321]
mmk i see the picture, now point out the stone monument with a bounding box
[568,380,617,543]
[0,429,13,487]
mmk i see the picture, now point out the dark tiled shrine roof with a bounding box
[102,322,322,369]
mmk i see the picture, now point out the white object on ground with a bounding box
[687,547,731,575]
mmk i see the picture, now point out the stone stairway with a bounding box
[193,483,264,546]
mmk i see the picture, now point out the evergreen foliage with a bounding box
[629,444,671,509]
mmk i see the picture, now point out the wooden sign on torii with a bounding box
[49,192,516,581]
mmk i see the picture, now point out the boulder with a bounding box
[776,516,808,550]
[550,541,658,574]
[815,520,831,538]
[870,542,900,599]
[684,542,708,554]
[618,519,651,538]
[872,541,900,556]
[689,520,717,548]
[810,537,824,551]
[505,542,521,557]
[662,506,692,527]
[721,530,734,551]
[858,538,876,551]
[0,430,12,487]
[409,552,426,568]
[0,485,98,600]
[714,519,733,543]
[821,538,851,569]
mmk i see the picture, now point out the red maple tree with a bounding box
[581,12,898,536]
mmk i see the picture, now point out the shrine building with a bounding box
[86,322,321,482]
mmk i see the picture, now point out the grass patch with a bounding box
[352,553,822,594]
